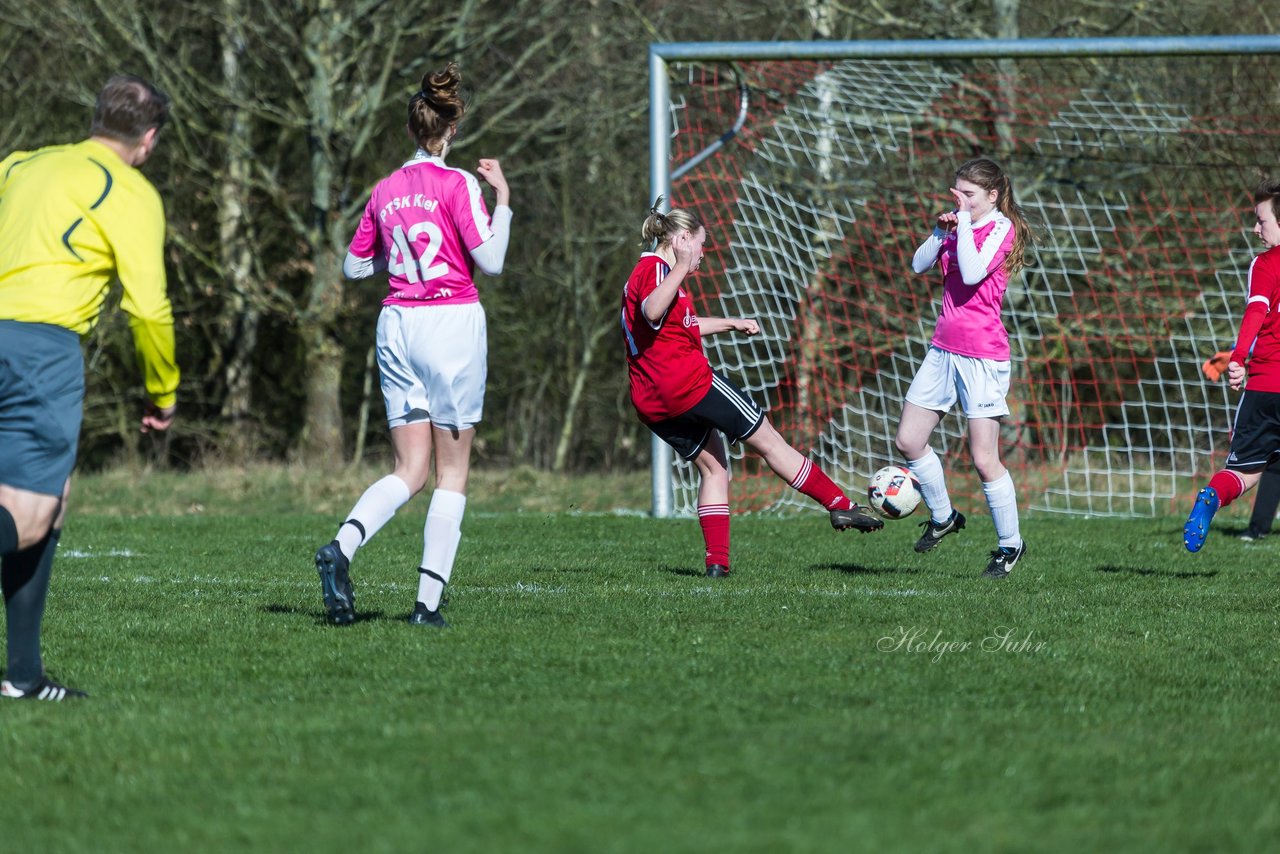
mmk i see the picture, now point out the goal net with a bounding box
[654,41,1280,518]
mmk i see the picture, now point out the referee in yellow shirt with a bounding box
[0,74,178,701]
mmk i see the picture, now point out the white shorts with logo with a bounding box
[376,303,487,430]
[905,345,1011,419]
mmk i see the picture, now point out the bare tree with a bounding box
[4,0,1269,472]
[216,0,260,427]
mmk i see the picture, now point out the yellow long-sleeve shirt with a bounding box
[0,138,178,408]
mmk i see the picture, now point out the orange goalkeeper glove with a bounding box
[1201,350,1232,382]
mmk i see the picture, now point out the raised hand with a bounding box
[476,158,509,205]
[671,230,698,269]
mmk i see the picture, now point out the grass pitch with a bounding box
[3,468,1277,852]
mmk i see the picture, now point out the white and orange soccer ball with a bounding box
[867,465,922,520]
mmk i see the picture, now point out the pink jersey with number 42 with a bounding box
[348,153,494,306]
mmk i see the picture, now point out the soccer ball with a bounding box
[867,465,922,520]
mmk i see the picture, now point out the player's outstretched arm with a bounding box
[699,317,760,337]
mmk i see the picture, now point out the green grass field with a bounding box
[3,467,1277,852]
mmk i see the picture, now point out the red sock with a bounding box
[787,458,852,511]
[1208,470,1247,508]
[698,504,730,568]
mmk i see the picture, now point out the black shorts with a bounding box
[1227,389,1280,470]
[649,373,765,461]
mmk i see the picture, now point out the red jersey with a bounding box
[1231,245,1280,392]
[620,253,713,422]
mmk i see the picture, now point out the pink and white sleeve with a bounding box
[343,198,385,279]
[955,213,1011,285]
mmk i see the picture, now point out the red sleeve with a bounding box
[635,258,659,300]
[1232,255,1279,364]
[1231,302,1268,365]
[623,260,650,323]
[635,259,670,327]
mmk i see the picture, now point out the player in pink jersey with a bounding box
[313,62,512,627]
[621,200,881,578]
[1184,179,1280,553]
[895,157,1032,579]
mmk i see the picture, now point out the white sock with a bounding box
[417,489,466,611]
[335,475,412,559]
[983,471,1022,549]
[908,448,953,524]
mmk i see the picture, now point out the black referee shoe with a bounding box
[1,676,87,701]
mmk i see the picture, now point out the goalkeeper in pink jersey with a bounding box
[621,200,882,579]
[313,62,512,627]
[895,157,1032,579]
[1184,179,1280,552]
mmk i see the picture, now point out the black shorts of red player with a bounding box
[1227,389,1280,471]
[649,372,766,461]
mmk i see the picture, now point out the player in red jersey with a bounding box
[1200,350,1280,541]
[1184,179,1280,552]
[621,200,882,578]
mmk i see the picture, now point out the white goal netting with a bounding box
[661,52,1278,517]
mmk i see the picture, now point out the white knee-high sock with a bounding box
[417,489,466,610]
[983,471,1021,548]
[335,475,412,559]
[908,448,953,524]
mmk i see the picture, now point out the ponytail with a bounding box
[996,174,1031,276]
[641,196,704,248]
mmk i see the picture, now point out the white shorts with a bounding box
[905,345,1011,419]
[376,303,487,430]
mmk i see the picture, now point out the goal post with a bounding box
[647,34,1280,519]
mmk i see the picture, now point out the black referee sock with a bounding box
[2,528,59,690]
[1249,465,1280,535]
[0,507,18,558]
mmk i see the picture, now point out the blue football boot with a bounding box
[1183,487,1220,553]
